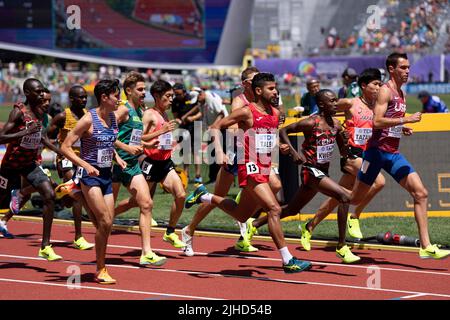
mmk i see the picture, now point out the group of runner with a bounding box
[0,52,448,285]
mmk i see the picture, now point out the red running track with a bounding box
[0,220,449,300]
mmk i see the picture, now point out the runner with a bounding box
[0,79,62,260]
[185,73,311,273]
[111,71,166,266]
[300,68,386,250]
[349,52,450,259]
[139,80,186,248]
[251,89,361,263]
[45,85,94,250]
[61,79,126,284]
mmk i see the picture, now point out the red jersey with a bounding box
[2,103,42,169]
[302,115,338,172]
[237,103,278,187]
[368,82,406,153]
[344,98,374,150]
[143,108,172,161]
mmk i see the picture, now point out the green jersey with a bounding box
[116,101,143,162]
[346,82,361,98]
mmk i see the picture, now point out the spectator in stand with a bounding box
[300,79,320,116]
[418,91,449,113]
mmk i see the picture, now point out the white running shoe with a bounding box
[181,226,194,257]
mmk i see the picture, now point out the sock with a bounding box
[279,246,293,264]
[200,193,212,204]
[166,227,175,235]
[0,220,6,227]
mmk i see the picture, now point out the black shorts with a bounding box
[340,146,364,174]
[301,165,329,186]
[140,157,175,182]
[0,163,50,202]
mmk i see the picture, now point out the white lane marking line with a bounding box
[15,237,450,277]
[1,253,450,298]
[0,277,223,300]
[398,293,428,299]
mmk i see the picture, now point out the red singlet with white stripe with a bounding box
[143,108,172,161]
[367,82,406,153]
[344,98,374,150]
[237,103,278,187]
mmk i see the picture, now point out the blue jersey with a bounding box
[81,108,118,168]
[422,96,448,113]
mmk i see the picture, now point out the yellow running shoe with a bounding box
[300,221,312,251]
[38,245,62,261]
[140,252,167,266]
[419,244,450,260]
[336,245,361,264]
[245,218,258,242]
[94,267,116,285]
[151,218,158,227]
[234,238,258,252]
[347,214,363,239]
[74,237,95,250]
[163,232,186,248]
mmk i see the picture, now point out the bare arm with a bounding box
[60,113,99,176]
[279,117,314,164]
[335,119,348,158]
[373,86,421,129]
[0,108,40,144]
[47,111,66,140]
[141,109,176,142]
[336,98,354,112]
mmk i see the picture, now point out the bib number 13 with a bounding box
[246,162,260,175]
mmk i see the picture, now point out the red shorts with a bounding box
[237,162,270,187]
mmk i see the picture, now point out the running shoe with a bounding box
[151,218,158,227]
[245,218,258,242]
[163,231,186,248]
[347,214,363,239]
[9,189,22,214]
[336,245,361,264]
[140,252,167,266]
[73,237,95,250]
[55,180,77,200]
[181,226,194,257]
[300,221,312,251]
[419,244,450,260]
[0,221,14,239]
[94,267,116,285]
[38,245,62,261]
[283,257,312,273]
[234,238,258,252]
[185,184,208,209]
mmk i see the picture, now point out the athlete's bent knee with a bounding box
[412,187,428,202]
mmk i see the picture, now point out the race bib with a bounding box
[61,158,73,169]
[75,167,83,179]
[129,128,142,146]
[353,128,372,145]
[246,162,260,175]
[255,133,276,154]
[309,166,325,178]
[141,161,152,175]
[0,176,8,189]
[317,144,334,164]
[388,125,403,138]
[97,149,113,167]
[159,132,173,150]
[20,132,41,149]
